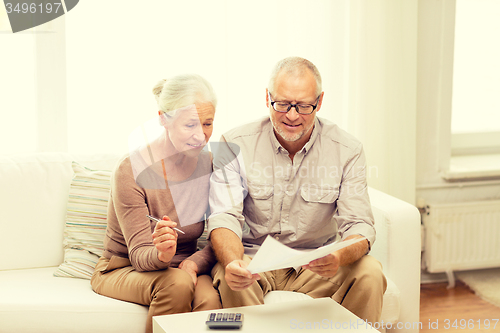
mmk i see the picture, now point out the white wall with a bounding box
[1,0,419,204]
[0,31,37,154]
[347,0,417,204]
[63,0,350,155]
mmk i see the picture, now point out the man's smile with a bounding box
[282,122,301,128]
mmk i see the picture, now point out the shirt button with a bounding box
[275,235,280,240]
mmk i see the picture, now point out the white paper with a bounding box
[246,236,366,274]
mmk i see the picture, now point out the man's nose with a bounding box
[286,105,300,121]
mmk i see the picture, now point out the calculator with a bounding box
[205,312,244,329]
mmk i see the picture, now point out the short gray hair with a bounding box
[152,74,217,117]
[268,57,322,97]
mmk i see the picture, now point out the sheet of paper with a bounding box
[246,236,366,274]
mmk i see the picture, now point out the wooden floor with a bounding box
[420,281,500,332]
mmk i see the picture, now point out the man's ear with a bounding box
[265,88,270,108]
[316,92,325,113]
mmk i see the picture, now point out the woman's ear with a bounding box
[158,111,168,127]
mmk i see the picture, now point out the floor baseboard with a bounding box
[420,270,449,284]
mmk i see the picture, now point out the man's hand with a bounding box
[152,215,178,264]
[179,259,199,285]
[210,228,258,290]
[302,235,369,278]
[302,252,340,278]
[225,259,260,291]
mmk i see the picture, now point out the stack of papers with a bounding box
[246,236,366,274]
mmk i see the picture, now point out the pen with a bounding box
[147,215,185,234]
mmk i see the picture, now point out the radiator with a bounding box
[423,200,500,273]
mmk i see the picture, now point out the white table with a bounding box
[153,297,378,332]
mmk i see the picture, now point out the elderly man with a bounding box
[208,56,386,323]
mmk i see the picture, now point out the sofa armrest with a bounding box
[368,187,421,332]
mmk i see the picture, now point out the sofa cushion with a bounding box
[0,267,148,333]
[0,153,121,271]
[379,278,400,324]
[54,162,112,279]
[0,153,75,270]
[263,277,400,324]
[263,290,314,303]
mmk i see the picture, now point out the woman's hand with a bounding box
[152,216,178,264]
[179,259,199,285]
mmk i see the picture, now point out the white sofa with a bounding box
[0,152,421,333]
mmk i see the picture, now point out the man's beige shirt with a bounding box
[208,116,375,256]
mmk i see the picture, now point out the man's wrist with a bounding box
[337,236,368,266]
[223,256,242,269]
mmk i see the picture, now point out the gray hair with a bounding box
[268,57,322,97]
[152,74,217,117]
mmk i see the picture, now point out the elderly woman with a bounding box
[91,74,221,333]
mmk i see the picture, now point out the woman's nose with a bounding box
[192,126,205,142]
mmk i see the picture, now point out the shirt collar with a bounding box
[268,117,321,155]
[302,117,320,154]
[269,123,283,154]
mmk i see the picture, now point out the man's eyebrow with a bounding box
[280,98,316,104]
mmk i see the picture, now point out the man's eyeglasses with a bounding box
[268,92,320,115]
